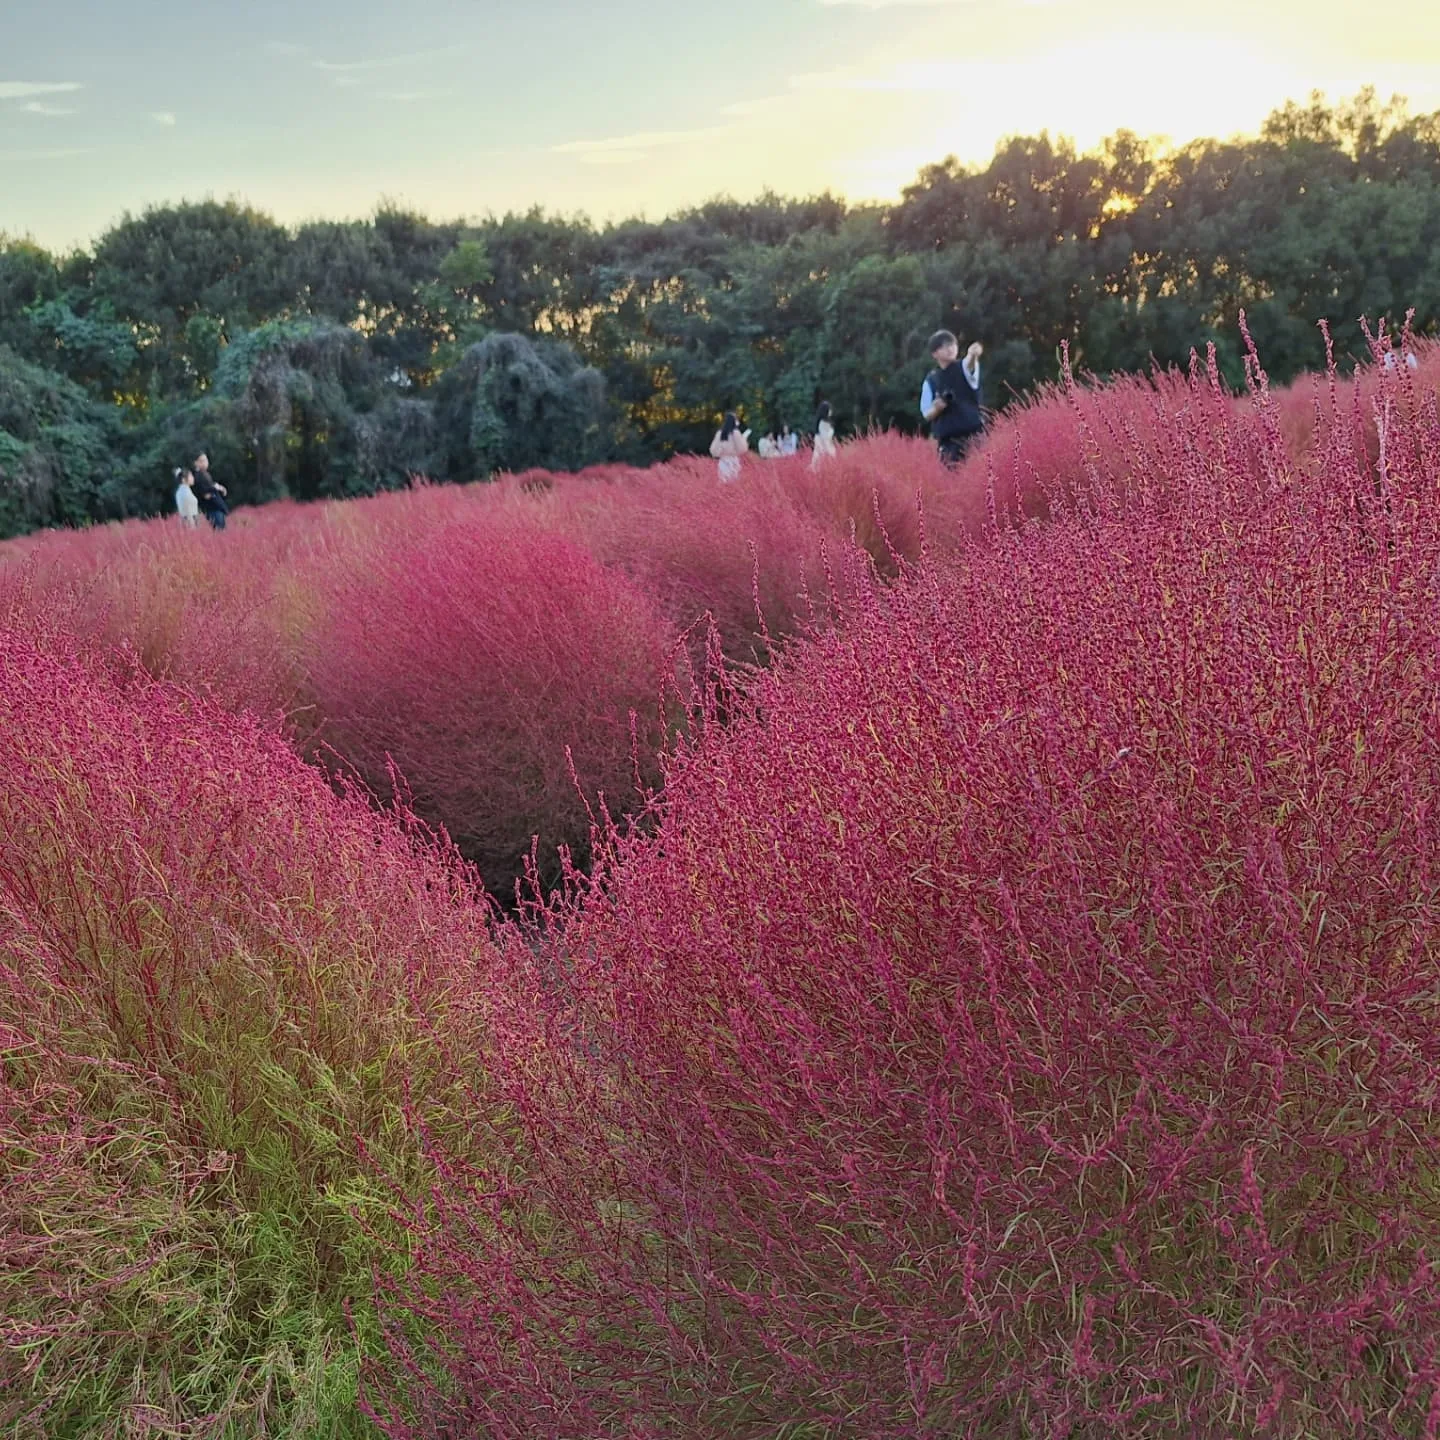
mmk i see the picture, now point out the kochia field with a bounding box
[4,329,1440,1439]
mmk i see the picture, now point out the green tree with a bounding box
[361,205,464,383]
[420,235,495,367]
[431,332,608,480]
[89,200,294,395]
[0,238,62,361]
[208,319,436,503]
[0,345,117,536]
[819,254,929,430]
[25,298,142,399]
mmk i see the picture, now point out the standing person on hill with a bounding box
[921,330,985,467]
[174,467,200,527]
[191,452,229,531]
[811,402,838,469]
[710,412,751,482]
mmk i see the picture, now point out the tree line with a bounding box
[2,88,1438,538]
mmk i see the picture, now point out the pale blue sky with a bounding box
[4,0,1440,251]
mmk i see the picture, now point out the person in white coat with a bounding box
[174,467,200,527]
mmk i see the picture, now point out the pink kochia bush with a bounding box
[1273,331,1440,477]
[0,628,503,1436]
[521,435,982,658]
[521,455,846,663]
[0,511,314,720]
[366,345,1440,1437]
[305,503,684,893]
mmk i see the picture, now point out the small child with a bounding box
[175,467,200,527]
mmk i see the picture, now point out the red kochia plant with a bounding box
[305,503,683,894]
[1272,328,1440,480]
[368,345,1440,1436]
[505,439,986,667]
[948,353,1251,530]
[0,627,502,1435]
[0,507,321,722]
[519,457,846,661]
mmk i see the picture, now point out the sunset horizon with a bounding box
[6,0,1440,251]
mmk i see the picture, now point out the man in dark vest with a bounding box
[191,451,229,531]
[920,329,985,467]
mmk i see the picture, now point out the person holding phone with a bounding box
[191,451,230,530]
[921,331,985,467]
[710,412,751,482]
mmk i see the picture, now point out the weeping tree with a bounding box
[210,319,436,503]
[431,332,610,481]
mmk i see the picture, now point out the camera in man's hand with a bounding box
[940,388,957,406]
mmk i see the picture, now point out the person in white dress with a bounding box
[174,467,200,527]
[811,402,837,468]
[710,412,750,482]
[780,424,798,456]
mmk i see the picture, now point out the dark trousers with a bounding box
[938,431,981,469]
[202,499,228,531]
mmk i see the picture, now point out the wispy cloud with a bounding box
[713,65,920,121]
[719,57,985,119]
[0,81,83,100]
[779,60,986,94]
[20,101,75,116]
[266,41,308,57]
[553,126,732,165]
[575,150,649,166]
[0,146,93,159]
[312,46,462,74]
[151,111,177,126]
[842,63,942,91]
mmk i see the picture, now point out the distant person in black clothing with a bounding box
[921,330,985,467]
[191,452,228,530]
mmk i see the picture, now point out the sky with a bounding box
[4,0,1440,252]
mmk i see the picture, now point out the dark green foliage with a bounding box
[821,253,930,430]
[0,345,117,537]
[89,200,295,396]
[0,239,63,362]
[25,299,142,398]
[287,218,397,323]
[432,333,608,480]
[4,88,1440,537]
[209,319,438,503]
